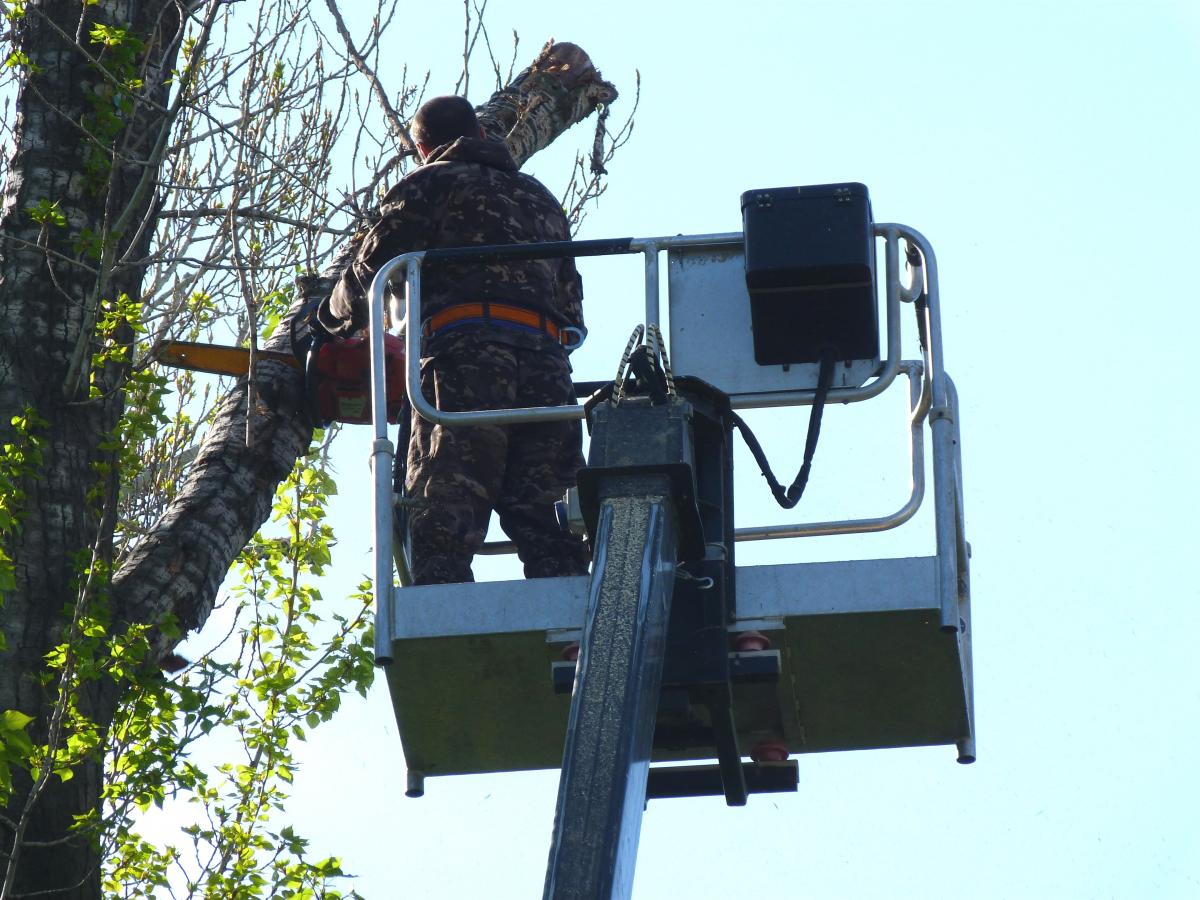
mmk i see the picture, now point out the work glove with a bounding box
[289,275,337,365]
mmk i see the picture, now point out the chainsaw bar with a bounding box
[158,340,301,377]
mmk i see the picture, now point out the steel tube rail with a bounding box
[914,300,935,425]
[381,228,909,426]
[900,244,925,303]
[367,226,949,562]
[947,375,969,591]
[642,241,660,330]
[397,235,729,427]
[733,362,927,542]
[896,226,959,631]
[404,253,423,425]
[370,224,960,547]
[390,238,665,428]
[399,249,587,427]
[946,374,976,763]
[369,258,397,666]
[472,359,930,554]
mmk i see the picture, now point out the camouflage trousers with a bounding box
[405,334,591,584]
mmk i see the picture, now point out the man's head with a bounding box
[411,95,484,160]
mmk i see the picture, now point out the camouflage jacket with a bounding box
[319,137,584,352]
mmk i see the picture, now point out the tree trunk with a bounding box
[0,1,615,887]
[1,1,182,895]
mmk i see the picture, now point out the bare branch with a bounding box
[321,0,414,153]
[155,206,354,235]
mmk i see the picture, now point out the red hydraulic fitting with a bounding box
[750,741,790,763]
[561,641,581,662]
[733,630,772,652]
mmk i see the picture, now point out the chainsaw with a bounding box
[157,332,408,427]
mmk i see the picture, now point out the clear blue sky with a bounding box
[161,1,1200,896]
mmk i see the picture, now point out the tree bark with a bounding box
[0,6,615,889]
[1,1,183,895]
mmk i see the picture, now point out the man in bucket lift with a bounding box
[317,95,591,585]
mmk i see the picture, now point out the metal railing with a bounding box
[366,225,969,661]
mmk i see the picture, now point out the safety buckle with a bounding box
[561,326,586,352]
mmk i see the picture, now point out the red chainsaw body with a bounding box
[313,334,407,425]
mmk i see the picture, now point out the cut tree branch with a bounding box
[110,41,620,664]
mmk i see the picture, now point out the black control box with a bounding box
[741,182,878,366]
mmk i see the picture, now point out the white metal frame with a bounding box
[363,226,972,761]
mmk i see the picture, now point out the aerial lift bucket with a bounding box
[362,184,973,899]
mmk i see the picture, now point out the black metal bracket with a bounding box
[578,395,706,561]
[646,761,798,801]
[730,650,781,683]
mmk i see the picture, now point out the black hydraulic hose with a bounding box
[915,294,930,353]
[731,348,837,510]
[906,242,930,353]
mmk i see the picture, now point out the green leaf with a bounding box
[0,710,33,731]
[89,23,129,47]
[25,198,66,227]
